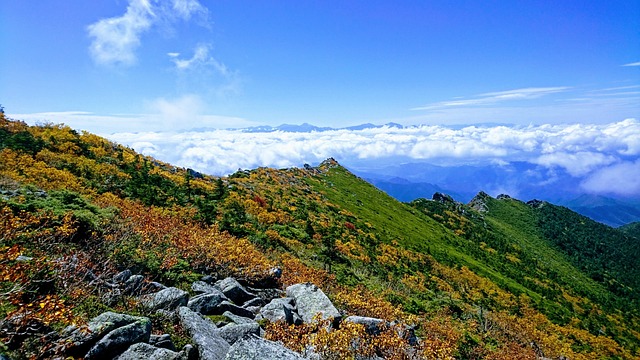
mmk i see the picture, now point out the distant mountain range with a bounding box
[351,162,640,227]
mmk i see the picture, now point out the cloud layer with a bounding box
[106,119,640,196]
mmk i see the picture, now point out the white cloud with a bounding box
[170,44,228,75]
[103,119,640,196]
[622,61,640,67]
[581,160,640,195]
[412,87,569,110]
[87,0,208,66]
[87,0,155,66]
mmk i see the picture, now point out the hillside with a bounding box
[1,115,639,359]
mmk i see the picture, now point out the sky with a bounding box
[1,0,640,196]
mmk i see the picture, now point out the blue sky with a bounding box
[2,0,640,197]
[1,0,639,132]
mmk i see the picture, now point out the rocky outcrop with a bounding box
[44,272,420,360]
[468,191,491,212]
[224,335,304,360]
[286,283,341,324]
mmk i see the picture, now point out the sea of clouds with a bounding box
[107,119,640,196]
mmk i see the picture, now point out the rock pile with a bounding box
[45,270,415,359]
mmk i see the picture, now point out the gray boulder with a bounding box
[187,293,226,314]
[143,287,189,311]
[343,316,386,335]
[285,283,340,324]
[216,301,255,319]
[215,278,257,305]
[223,311,257,325]
[60,312,149,357]
[149,334,176,351]
[241,297,264,308]
[224,335,304,360]
[258,297,301,325]
[116,343,196,360]
[85,316,152,359]
[113,269,133,283]
[178,306,230,360]
[125,274,145,295]
[217,323,261,345]
[192,281,227,297]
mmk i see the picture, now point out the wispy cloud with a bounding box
[622,61,640,67]
[412,87,569,110]
[170,44,229,76]
[87,0,208,66]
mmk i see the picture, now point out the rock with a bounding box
[223,311,257,325]
[116,342,196,360]
[215,278,257,304]
[217,323,261,345]
[147,281,167,292]
[113,269,132,283]
[85,316,152,359]
[192,281,228,297]
[258,297,301,325]
[343,316,387,335]
[270,267,283,279]
[178,307,230,360]
[143,287,189,311]
[15,255,33,262]
[150,334,176,351]
[125,274,145,295]
[224,334,304,359]
[468,191,491,213]
[201,275,216,284]
[187,293,226,314]
[247,287,285,304]
[60,312,148,357]
[286,283,341,325]
[432,192,456,205]
[216,301,256,319]
[496,194,511,200]
[241,297,264,308]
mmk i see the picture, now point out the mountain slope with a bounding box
[1,115,639,359]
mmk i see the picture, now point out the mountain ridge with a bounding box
[1,115,639,358]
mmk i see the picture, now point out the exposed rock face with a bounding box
[177,306,230,360]
[432,192,456,205]
[143,287,189,311]
[224,335,304,360]
[527,199,546,208]
[468,191,491,212]
[285,283,341,324]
